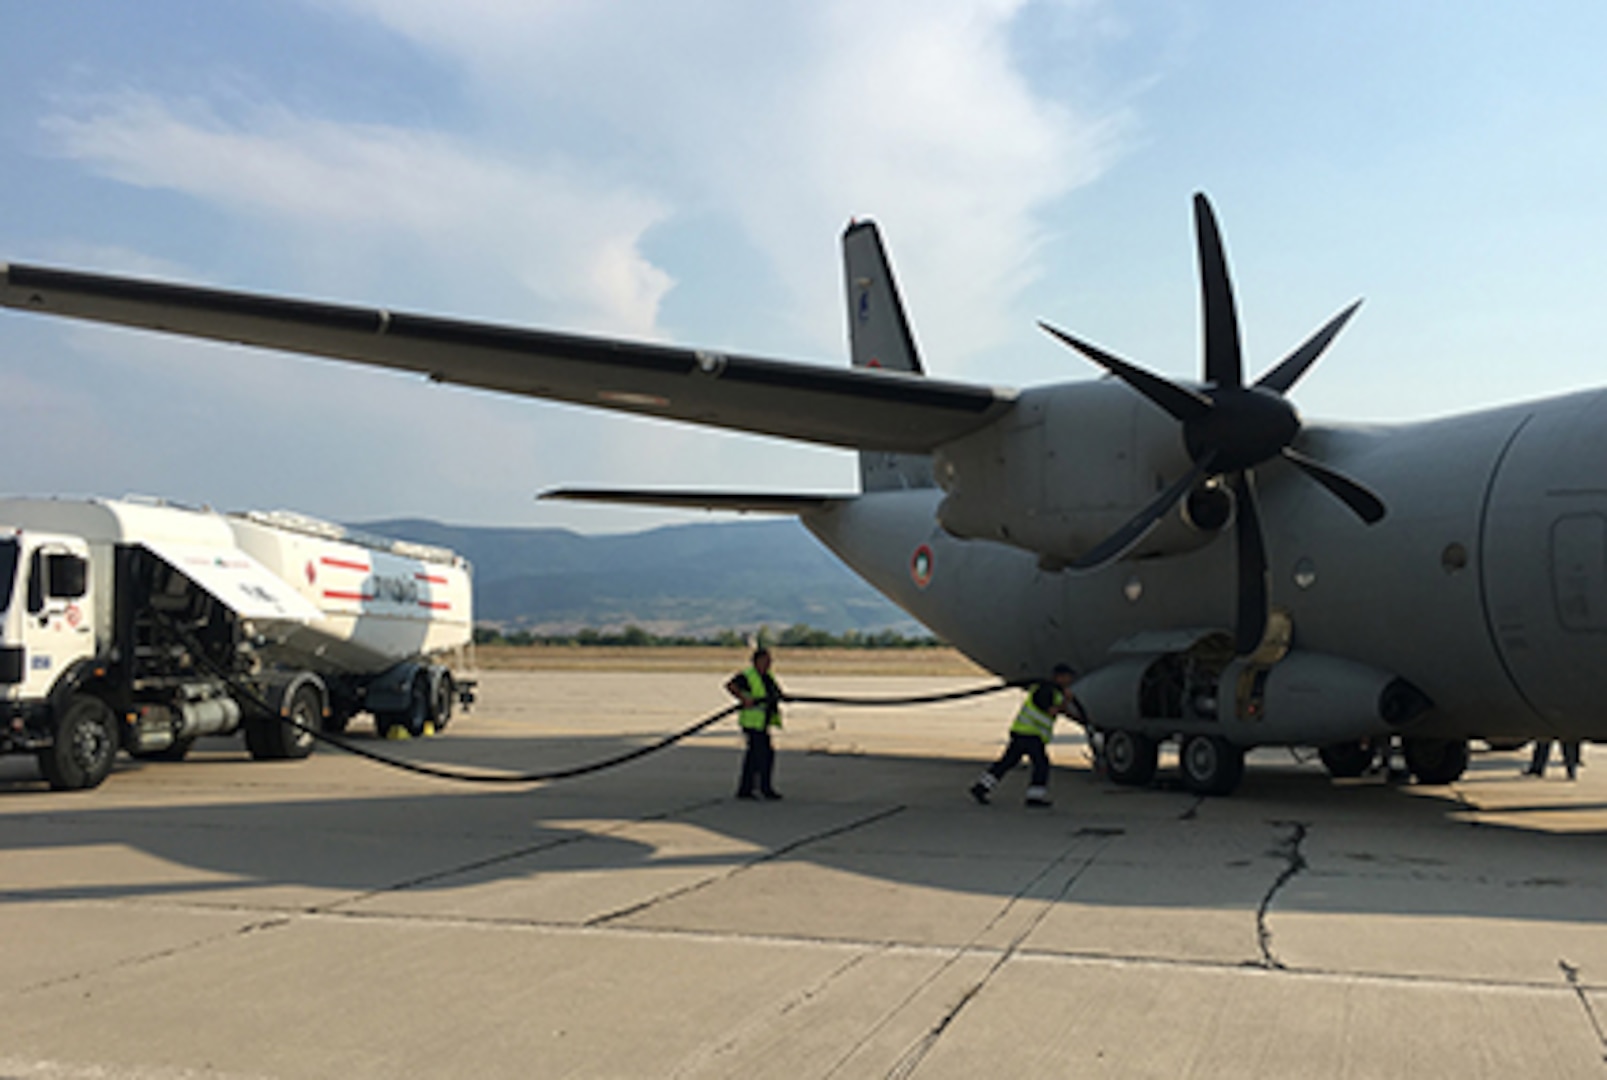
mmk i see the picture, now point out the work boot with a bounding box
[969,782,991,805]
[1024,785,1052,808]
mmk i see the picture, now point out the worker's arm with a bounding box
[726,674,756,707]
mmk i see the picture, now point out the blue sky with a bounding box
[3,2,1606,530]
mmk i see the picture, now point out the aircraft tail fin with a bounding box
[843,220,936,492]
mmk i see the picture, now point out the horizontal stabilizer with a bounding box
[539,488,851,515]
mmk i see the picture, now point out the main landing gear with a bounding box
[1099,729,1245,796]
[1096,731,1471,796]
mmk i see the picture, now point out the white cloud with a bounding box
[20,1,1129,527]
[313,0,1126,360]
[44,94,673,336]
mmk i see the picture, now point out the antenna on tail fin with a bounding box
[843,220,936,492]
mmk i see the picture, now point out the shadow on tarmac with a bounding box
[2,730,1605,925]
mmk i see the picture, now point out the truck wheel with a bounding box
[245,685,319,760]
[430,673,454,732]
[38,694,120,791]
[1104,729,1158,786]
[1318,740,1372,779]
[376,677,431,739]
[1180,734,1245,796]
[1403,737,1468,785]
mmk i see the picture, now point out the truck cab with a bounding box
[0,530,97,706]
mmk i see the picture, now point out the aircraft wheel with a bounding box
[38,694,120,791]
[1103,729,1158,786]
[1402,737,1468,785]
[1179,734,1245,796]
[1318,740,1372,779]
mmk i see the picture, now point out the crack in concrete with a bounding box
[586,804,907,927]
[1255,820,1309,970]
[1559,959,1607,1063]
[819,828,1118,1080]
[16,916,293,996]
[669,948,884,1079]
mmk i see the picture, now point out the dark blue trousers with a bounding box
[986,733,1050,787]
[738,727,778,796]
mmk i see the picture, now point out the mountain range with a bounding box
[356,517,920,636]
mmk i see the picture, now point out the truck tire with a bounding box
[430,672,454,732]
[38,694,120,791]
[245,685,319,760]
[375,680,427,739]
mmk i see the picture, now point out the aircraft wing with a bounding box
[0,262,1017,452]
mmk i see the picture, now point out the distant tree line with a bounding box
[473,623,944,649]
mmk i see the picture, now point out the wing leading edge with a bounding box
[0,262,1017,452]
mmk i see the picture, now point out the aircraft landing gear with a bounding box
[1402,737,1469,785]
[1103,729,1158,786]
[1179,734,1245,796]
[1318,740,1373,779]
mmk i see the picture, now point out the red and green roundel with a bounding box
[910,544,935,589]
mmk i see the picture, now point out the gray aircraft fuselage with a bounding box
[809,384,1607,742]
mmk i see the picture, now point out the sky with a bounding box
[3,2,1607,532]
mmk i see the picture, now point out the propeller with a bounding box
[1039,193,1385,655]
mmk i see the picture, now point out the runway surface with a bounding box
[3,670,1606,1078]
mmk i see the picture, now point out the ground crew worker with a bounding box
[726,647,784,800]
[970,664,1078,808]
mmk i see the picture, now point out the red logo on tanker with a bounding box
[910,544,934,589]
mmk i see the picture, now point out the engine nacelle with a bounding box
[1076,642,1433,748]
[932,381,1225,566]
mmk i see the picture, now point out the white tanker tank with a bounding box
[0,496,476,791]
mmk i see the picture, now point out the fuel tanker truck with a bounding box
[0,496,474,790]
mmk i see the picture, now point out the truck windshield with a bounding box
[0,540,16,612]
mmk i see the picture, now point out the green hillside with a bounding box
[356,517,919,636]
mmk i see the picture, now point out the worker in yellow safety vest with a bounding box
[726,647,784,800]
[970,664,1080,808]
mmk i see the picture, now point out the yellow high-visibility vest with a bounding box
[738,668,780,731]
[1010,684,1063,742]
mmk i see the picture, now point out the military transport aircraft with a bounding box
[2,194,1599,795]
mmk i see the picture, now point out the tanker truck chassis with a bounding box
[0,497,475,790]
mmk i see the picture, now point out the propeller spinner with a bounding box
[1039,193,1385,655]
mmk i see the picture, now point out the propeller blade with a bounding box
[1229,470,1269,655]
[1039,321,1211,422]
[1069,455,1216,571]
[1255,299,1364,396]
[1194,193,1243,390]
[1281,447,1387,524]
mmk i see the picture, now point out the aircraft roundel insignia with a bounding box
[910,544,934,589]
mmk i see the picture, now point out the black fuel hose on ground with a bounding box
[281,679,1032,785]
[151,612,1031,785]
